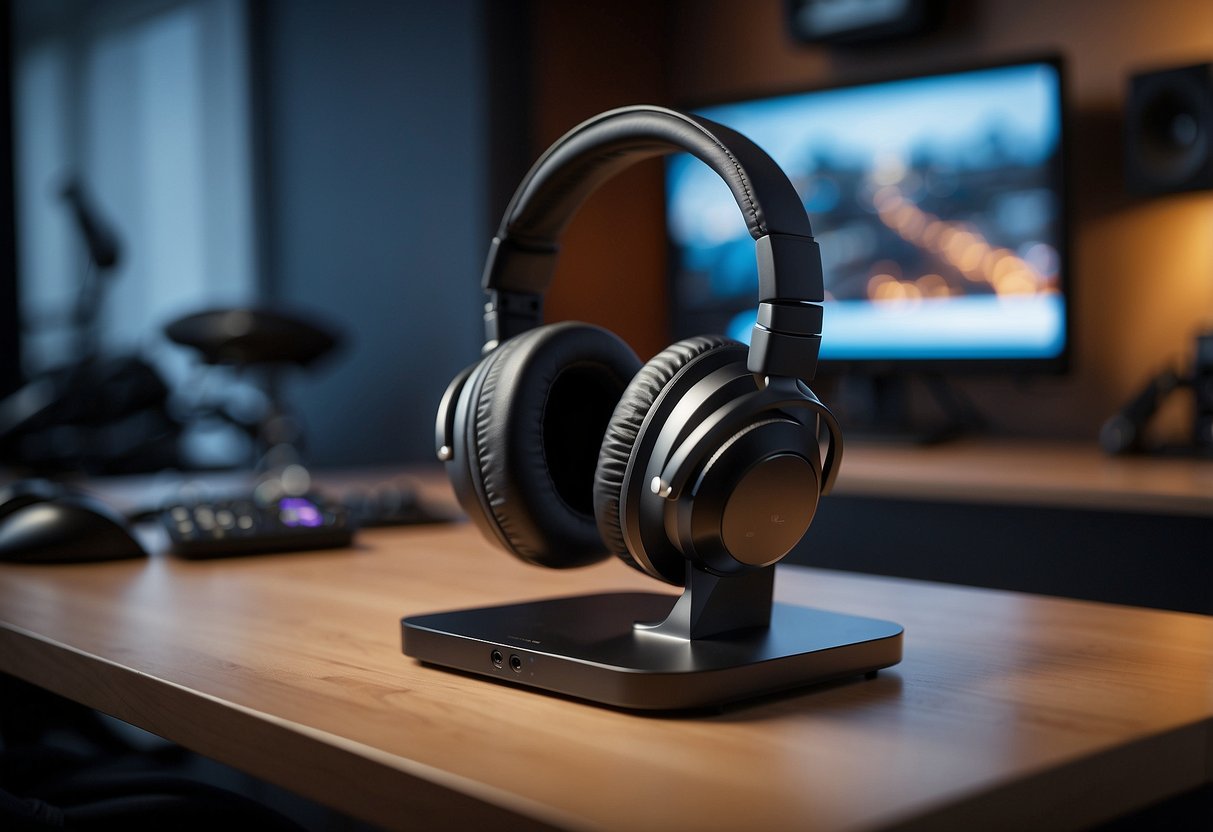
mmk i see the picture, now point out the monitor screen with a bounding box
[666,58,1068,370]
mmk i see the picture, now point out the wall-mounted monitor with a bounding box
[666,57,1069,375]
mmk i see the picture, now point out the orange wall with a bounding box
[529,0,671,360]
[530,0,1213,441]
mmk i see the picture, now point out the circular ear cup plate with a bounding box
[462,322,641,568]
[594,335,745,583]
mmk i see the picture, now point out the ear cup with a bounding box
[464,322,641,568]
[594,335,738,580]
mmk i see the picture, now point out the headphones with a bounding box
[435,105,842,586]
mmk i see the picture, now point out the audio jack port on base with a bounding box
[509,654,523,673]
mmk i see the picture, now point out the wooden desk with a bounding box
[834,439,1213,517]
[1,492,1211,831]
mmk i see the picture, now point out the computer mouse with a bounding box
[0,491,146,563]
[0,478,73,521]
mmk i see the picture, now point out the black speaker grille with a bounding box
[1125,62,1213,195]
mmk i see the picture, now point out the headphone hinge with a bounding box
[484,289,544,344]
[755,233,824,304]
[756,300,823,335]
[747,327,821,380]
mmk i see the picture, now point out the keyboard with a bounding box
[160,493,354,558]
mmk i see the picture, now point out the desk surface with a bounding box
[1,476,1212,831]
[836,439,1213,517]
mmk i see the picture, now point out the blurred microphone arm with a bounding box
[61,178,122,271]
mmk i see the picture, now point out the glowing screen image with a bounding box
[666,61,1065,362]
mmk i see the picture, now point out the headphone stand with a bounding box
[401,567,902,711]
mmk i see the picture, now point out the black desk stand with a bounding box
[401,565,904,711]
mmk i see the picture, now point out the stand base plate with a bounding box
[401,592,903,710]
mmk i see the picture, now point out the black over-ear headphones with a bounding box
[435,105,842,586]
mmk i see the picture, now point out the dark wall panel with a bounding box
[792,495,1213,614]
[261,0,488,466]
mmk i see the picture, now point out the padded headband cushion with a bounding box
[501,106,811,247]
[593,334,736,570]
[471,322,641,567]
[484,106,816,299]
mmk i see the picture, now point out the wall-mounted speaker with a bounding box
[1124,62,1213,195]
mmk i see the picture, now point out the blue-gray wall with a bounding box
[261,0,487,466]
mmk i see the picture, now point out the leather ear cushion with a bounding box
[593,334,737,569]
[469,322,641,568]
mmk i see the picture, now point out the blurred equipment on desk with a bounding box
[164,305,342,472]
[0,354,177,474]
[0,479,146,564]
[0,177,181,475]
[0,175,449,561]
[158,491,353,559]
[339,478,447,528]
[165,307,457,534]
[152,469,454,558]
[1100,330,1213,456]
[163,306,356,554]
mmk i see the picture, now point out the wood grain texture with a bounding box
[1,475,1211,831]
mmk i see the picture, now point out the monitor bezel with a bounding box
[665,53,1073,377]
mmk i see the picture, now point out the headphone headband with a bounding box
[483,105,824,380]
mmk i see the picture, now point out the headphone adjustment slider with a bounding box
[484,289,544,344]
[755,233,823,304]
[747,328,822,381]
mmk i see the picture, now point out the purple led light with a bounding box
[279,497,324,528]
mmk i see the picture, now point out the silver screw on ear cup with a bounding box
[437,445,453,461]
